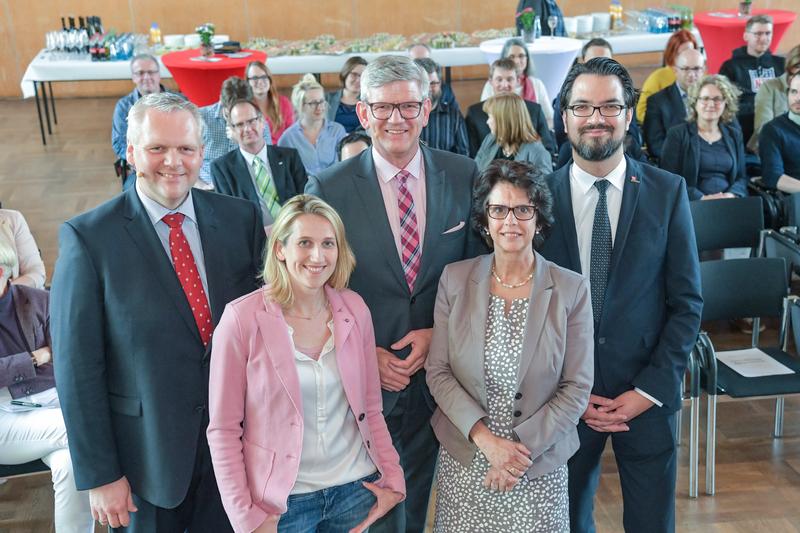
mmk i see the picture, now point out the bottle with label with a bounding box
[149,23,161,46]
[533,17,542,39]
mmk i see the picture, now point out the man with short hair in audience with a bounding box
[644,48,705,163]
[112,54,169,189]
[338,130,371,161]
[0,236,94,533]
[760,72,800,194]
[198,76,272,188]
[211,98,307,228]
[408,43,457,108]
[720,14,785,146]
[414,58,469,156]
[466,58,556,157]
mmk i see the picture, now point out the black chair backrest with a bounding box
[763,229,800,284]
[700,257,787,321]
[690,196,764,252]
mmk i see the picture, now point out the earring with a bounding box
[136,171,144,178]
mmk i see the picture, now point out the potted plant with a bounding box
[196,22,215,57]
[516,7,536,43]
[738,0,752,17]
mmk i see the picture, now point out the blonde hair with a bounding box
[687,74,741,124]
[263,195,356,307]
[291,73,325,115]
[482,93,539,155]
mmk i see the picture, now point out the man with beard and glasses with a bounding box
[539,57,702,533]
[415,58,469,156]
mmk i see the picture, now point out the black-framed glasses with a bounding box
[676,67,704,73]
[304,99,326,109]
[486,204,536,220]
[247,75,269,83]
[230,117,261,131]
[697,96,725,105]
[567,104,627,117]
[366,101,423,120]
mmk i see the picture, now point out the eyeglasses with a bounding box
[486,204,537,221]
[507,53,527,62]
[230,117,261,131]
[697,96,725,105]
[567,104,626,117]
[304,100,326,109]
[747,31,772,38]
[247,75,269,83]
[366,102,423,120]
[676,67,704,73]
[133,70,159,77]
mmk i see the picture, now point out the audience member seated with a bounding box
[750,44,800,153]
[475,93,553,173]
[246,60,295,144]
[644,48,705,163]
[325,56,367,133]
[553,39,614,148]
[415,58,468,155]
[407,42,457,106]
[279,74,347,176]
[467,58,555,158]
[338,131,371,161]
[480,38,553,125]
[211,98,307,229]
[199,76,272,187]
[720,14,786,147]
[0,236,93,533]
[0,209,45,289]
[661,75,747,200]
[760,73,800,193]
[636,30,699,124]
[112,53,172,189]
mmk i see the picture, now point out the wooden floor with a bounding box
[2,87,800,532]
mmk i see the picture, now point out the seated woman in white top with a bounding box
[0,209,45,288]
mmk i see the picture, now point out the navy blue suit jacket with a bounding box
[643,83,686,163]
[51,187,265,507]
[540,157,702,413]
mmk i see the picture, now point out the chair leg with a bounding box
[676,406,683,444]
[705,393,717,495]
[774,396,785,437]
[689,395,699,498]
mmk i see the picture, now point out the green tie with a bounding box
[252,157,281,220]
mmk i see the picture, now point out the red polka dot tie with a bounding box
[162,213,213,346]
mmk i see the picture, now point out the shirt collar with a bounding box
[135,180,198,226]
[239,144,269,168]
[373,145,423,184]
[570,156,627,197]
[788,110,800,128]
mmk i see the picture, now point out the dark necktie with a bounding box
[590,180,612,322]
[162,213,213,346]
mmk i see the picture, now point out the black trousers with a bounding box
[568,413,678,533]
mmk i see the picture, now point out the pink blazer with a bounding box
[207,285,405,533]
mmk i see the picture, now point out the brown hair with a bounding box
[483,93,539,155]
[663,29,698,67]
[339,56,368,86]
[246,61,284,131]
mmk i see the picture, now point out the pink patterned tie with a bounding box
[162,213,213,346]
[396,170,421,292]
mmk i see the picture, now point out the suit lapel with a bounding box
[231,151,262,209]
[551,167,582,273]
[266,146,291,201]
[11,286,35,350]
[122,188,202,345]
[256,302,303,416]
[415,146,446,295]
[669,83,684,118]
[608,157,642,278]
[516,253,554,388]
[468,255,492,407]
[193,191,227,325]
[327,288,360,409]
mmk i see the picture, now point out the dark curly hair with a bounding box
[471,160,554,250]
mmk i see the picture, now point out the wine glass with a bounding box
[547,16,559,38]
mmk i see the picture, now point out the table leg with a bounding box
[49,82,58,125]
[445,66,452,85]
[33,82,46,146]
[41,81,53,135]
[314,73,321,83]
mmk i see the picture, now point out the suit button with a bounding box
[195,405,206,412]
[358,413,365,422]
[514,410,522,417]
[345,318,350,323]
[515,392,522,400]
[598,337,606,345]
[24,388,32,395]
[410,296,416,305]
[367,440,371,449]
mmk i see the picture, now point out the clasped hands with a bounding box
[582,390,654,433]
[470,422,532,493]
[376,328,433,392]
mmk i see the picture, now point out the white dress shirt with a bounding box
[568,159,662,407]
[289,321,376,494]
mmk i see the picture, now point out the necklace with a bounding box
[285,301,328,320]
[491,263,534,289]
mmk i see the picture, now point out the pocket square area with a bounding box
[443,221,465,234]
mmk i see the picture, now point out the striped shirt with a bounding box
[420,99,469,156]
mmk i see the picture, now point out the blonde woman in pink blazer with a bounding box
[207,195,405,533]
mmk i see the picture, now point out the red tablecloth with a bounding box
[695,9,796,74]
[161,49,267,106]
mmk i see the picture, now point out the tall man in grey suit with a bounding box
[305,55,483,532]
[51,93,265,532]
[539,58,702,533]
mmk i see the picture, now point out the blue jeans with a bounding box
[278,472,379,533]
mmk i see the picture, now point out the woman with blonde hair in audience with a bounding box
[278,74,346,175]
[0,209,45,288]
[245,60,295,144]
[661,74,747,200]
[475,93,552,174]
[749,44,800,152]
[636,29,699,123]
[207,195,405,533]
[325,56,368,133]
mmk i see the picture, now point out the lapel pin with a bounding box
[630,175,640,184]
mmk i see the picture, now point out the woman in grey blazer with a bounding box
[426,160,593,532]
[474,93,553,174]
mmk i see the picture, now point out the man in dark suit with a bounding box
[212,98,307,227]
[539,58,702,533]
[465,58,556,157]
[644,48,705,163]
[306,55,482,533]
[51,93,265,532]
